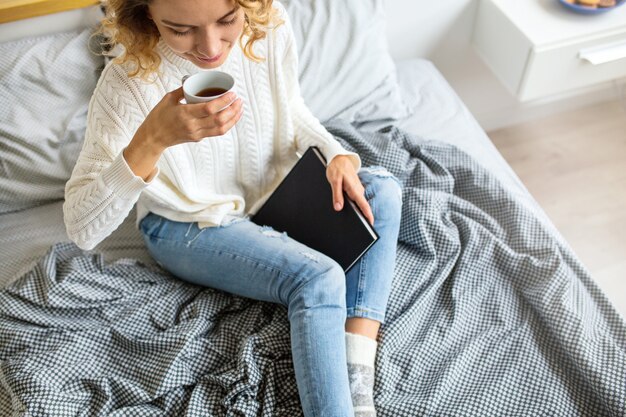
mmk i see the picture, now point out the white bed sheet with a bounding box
[0,58,558,288]
[389,59,562,239]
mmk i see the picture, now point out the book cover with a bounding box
[251,147,379,273]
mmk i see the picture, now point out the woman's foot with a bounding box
[345,332,378,416]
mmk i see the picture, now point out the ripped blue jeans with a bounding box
[139,166,402,417]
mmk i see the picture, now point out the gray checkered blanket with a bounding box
[1,120,625,416]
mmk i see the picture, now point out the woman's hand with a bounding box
[326,155,374,226]
[124,86,243,180]
[140,86,243,151]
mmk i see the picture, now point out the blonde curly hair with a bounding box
[95,0,283,80]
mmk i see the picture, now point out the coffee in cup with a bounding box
[182,71,235,104]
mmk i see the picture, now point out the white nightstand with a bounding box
[472,0,626,102]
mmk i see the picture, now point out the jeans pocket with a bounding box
[139,213,164,238]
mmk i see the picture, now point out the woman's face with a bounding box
[148,0,244,69]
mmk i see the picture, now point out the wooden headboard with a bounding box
[0,0,99,24]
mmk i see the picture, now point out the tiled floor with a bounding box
[488,99,626,318]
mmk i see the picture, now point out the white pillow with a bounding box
[281,0,413,123]
[0,28,103,213]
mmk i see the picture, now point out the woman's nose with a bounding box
[196,28,221,58]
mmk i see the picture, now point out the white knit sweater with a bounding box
[64,1,360,251]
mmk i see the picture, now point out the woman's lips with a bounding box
[196,54,222,63]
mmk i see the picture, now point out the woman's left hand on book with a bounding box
[326,156,374,226]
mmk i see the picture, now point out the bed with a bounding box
[1,1,625,416]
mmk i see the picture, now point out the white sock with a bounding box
[345,332,378,417]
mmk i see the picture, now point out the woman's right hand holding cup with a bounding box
[141,86,242,149]
[124,86,243,180]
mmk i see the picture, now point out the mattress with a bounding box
[0,58,553,288]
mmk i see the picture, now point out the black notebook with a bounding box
[251,147,379,273]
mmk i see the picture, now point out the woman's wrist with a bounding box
[328,154,357,172]
[124,126,165,181]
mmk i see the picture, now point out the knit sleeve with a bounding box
[276,2,361,171]
[63,64,157,250]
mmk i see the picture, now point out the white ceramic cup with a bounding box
[182,71,235,104]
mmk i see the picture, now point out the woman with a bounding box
[64,0,402,415]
